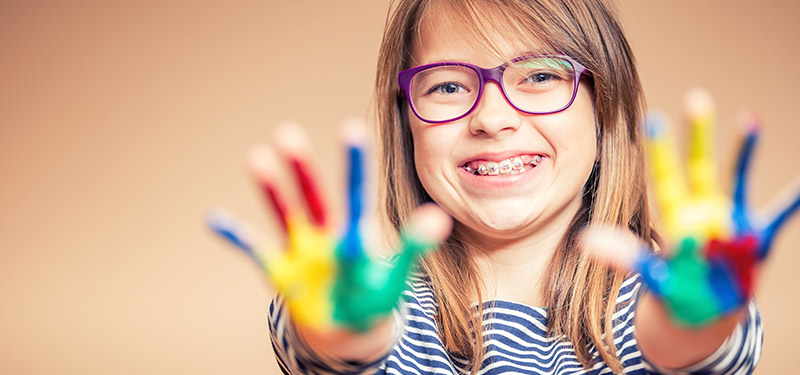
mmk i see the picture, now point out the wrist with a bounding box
[295,311,400,362]
[635,291,745,369]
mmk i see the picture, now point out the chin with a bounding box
[464,208,543,238]
[452,195,582,242]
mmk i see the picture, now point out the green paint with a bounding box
[331,233,436,332]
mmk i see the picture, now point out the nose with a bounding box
[467,81,522,137]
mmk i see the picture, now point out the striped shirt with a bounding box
[269,273,762,374]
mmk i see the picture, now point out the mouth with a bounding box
[460,154,546,176]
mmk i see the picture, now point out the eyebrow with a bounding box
[420,50,551,67]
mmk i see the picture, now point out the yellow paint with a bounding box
[647,113,730,242]
[264,213,335,329]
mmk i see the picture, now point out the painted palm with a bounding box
[638,90,799,326]
[208,124,450,332]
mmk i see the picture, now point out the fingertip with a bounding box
[579,225,643,270]
[274,121,311,157]
[206,207,232,229]
[644,111,668,139]
[273,122,327,226]
[206,207,255,251]
[340,117,368,147]
[736,110,762,135]
[408,203,453,244]
[248,144,279,182]
[685,87,715,120]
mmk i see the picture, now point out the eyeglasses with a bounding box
[398,55,588,124]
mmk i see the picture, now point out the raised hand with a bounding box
[585,89,800,327]
[207,121,452,333]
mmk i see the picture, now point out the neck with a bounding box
[463,201,582,307]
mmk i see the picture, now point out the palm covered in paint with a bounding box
[208,122,450,332]
[638,89,800,326]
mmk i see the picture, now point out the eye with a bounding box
[428,82,468,95]
[523,72,561,84]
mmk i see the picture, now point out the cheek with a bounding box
[409,121,461,197]
[564,90,597,156]
[410,117,451,165]
[409,121,438,183]
[546,88,597,186]
[412,130,446,184]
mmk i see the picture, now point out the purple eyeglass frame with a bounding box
[397,54,588,124]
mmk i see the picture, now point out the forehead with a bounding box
[411,1,549,67]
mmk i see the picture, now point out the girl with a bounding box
[217,0,793,373]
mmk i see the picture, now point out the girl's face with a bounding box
[408,14,597,244]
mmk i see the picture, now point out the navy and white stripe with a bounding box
[269,274,762,375]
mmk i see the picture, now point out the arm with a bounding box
[634,290,744,369]
[268,294,405,375]
[209,121,452,373]
[584,227,763,372]
[294,313,398,363]
[584,89,796,372]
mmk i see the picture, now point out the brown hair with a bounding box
[374,0,654,373]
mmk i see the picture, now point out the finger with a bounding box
[706,258,744,314]
[344,119,367,228]
[580,225,641,270]
[338,119,368,261]
[705,237,756,302]
[580,225,670,296]
[386,204,452,296]
[275,123,328,228]
[760,176,800,257]
[206,208,265,269]
[582,227,733,326]
[248,145,290,233]
[731,112,760,236]
[685,88,719,199]
[645,113,689,235]
[268,217,336,329]
[667,237,725,326]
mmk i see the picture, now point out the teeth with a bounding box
[465,155,545,176]
[499,159,512,174]
[512,157,523,170]
[486,162,499,175]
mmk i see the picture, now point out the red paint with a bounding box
[260,181,289,233]
[705,235,759,295]
[290,158,327,227]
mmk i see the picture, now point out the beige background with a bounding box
[1,0,798,373]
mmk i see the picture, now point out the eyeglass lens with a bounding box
[408,57,577,123]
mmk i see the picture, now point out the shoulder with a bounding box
[380,271,463,374]
[401,272,439,331]
[612,273,645,327]
[405,271,437,308]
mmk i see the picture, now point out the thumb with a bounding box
[580,225,671,298]
[579,225,644,271]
